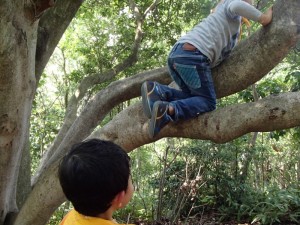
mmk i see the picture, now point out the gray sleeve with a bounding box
[228,0,262,21]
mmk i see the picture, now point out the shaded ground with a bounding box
[134,214,257,225]
[133,213,298,225]
[135,220,295,225]
[135,220,254,225]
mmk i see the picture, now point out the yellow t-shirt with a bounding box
[60,209,134,225]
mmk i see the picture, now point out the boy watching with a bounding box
[58,139,134,225]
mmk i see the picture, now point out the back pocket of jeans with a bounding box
[174,63,201,89]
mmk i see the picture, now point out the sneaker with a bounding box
[141,81,162,118]
[149,101,171,138]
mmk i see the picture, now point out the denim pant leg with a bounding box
[166,43,216,121]
[154,82,191,101]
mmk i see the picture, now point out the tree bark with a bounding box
[97,92,300,150]
[0,1,37,224]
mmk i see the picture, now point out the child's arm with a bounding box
[229,0,273,26]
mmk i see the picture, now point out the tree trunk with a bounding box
[0,1,37,223]
[0,0,83,224]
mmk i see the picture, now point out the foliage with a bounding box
[250,187,300,224]
[30,75,65,173]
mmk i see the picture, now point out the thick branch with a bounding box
[213,0,300,98]
[13,160,64,225]
[35,0,84,81]
[32,67,170,183]
[97,92,300,150]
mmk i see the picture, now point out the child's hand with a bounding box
[259,6,273,26]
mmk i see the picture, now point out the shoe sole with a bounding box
[141,82,152,119]
[149,102,168,138]
[149,103,160,138]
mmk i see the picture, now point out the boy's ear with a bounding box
[112,190,125,208]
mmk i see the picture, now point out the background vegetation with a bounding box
[29,0,300,224]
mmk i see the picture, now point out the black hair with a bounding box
[58,139,130,216]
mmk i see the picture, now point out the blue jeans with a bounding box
[158,43,216,121]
